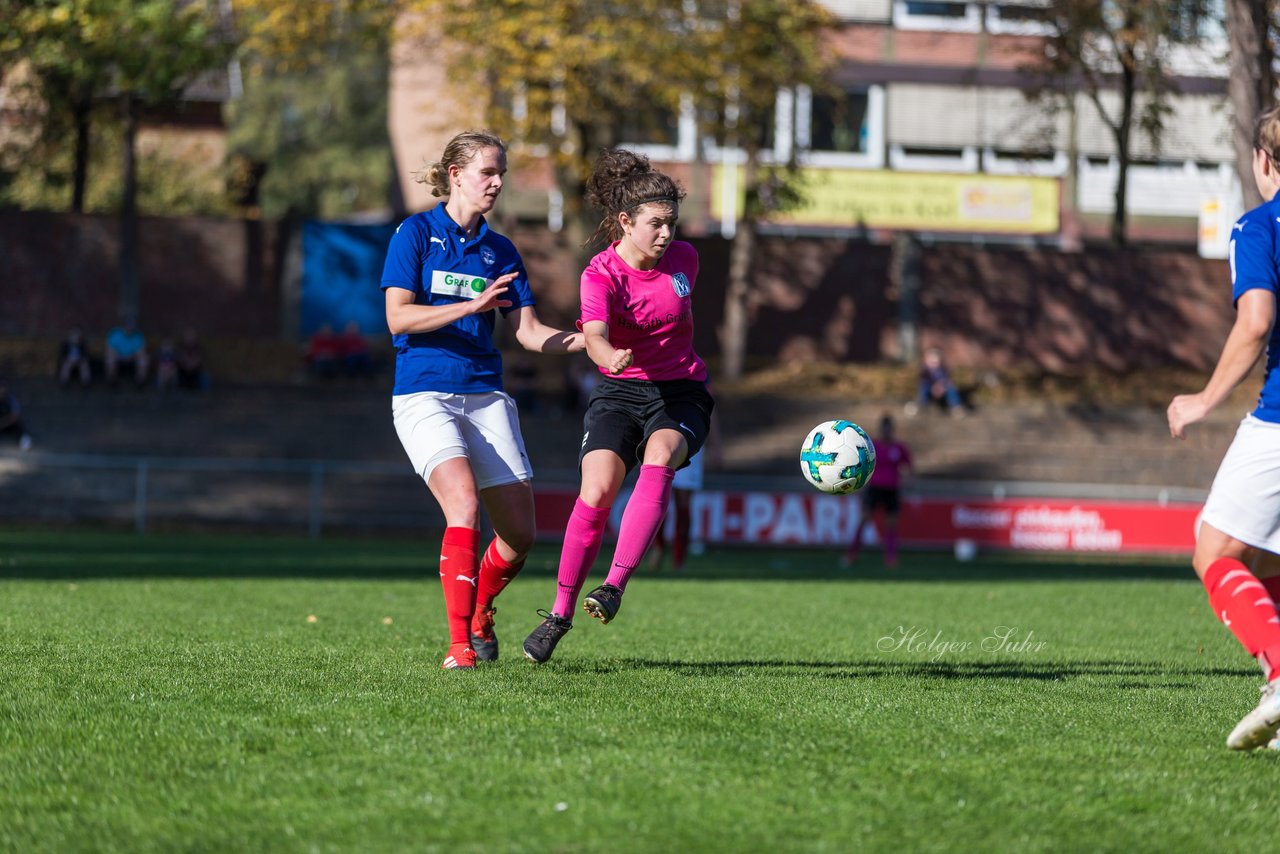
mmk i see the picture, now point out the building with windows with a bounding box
[389,1,1236,251]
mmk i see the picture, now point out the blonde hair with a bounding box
[1254,105,1280,162]
[584,148,686,246]
[414,130,507,198]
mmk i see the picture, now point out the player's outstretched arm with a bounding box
[384,275,513,335]
[1168,289,1275,439]
[508,306,585,354]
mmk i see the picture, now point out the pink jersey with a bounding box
[868,439,911,489]
[579,241,708,382]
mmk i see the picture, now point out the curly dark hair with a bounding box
[584,148,686,246]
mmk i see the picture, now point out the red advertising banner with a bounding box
[532,488,1201,555]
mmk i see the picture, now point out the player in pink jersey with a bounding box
[842,414,913,568]
[523,149,714,663]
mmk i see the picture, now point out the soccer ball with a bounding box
[799,420,876,494]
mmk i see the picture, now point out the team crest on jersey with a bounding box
[481,246,496,266]
[671,272,691,298]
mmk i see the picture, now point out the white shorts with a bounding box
[392,390,531,489]
[673,448,704,491]
[1200,414,1280,552]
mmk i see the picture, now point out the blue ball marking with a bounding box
[801,431,837,481]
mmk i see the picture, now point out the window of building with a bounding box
[983,148,1067,177]
[890,144,979,173]
[985,3,1054,36]
[794,85,885,168]
[893,0,980,31]
[810,90,870,154]
[619,106,681,149]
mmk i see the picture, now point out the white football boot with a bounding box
[1226,680,1280,750]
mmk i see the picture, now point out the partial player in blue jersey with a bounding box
[1168,105,1280,750]
[382,131,584,671]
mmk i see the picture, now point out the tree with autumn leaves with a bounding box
[405,0,834,381]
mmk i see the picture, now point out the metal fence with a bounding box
[0,452,445,537]
[0,450,1206,539]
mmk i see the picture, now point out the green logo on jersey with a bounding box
[431,270,494,300]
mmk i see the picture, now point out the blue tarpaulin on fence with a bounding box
[300,220,398,338]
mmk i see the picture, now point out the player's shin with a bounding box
[551,499,610,617]
[604,464,675,591]
[440,527,480,646]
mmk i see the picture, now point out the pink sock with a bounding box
[605,465,675,590]
[884,529,899,565]
[845,522,865,561]
[551,499,610,618]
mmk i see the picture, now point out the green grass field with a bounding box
[1,529,1275,852]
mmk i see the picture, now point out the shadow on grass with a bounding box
[556,658,1255,682]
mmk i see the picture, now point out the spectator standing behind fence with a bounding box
[0,378,33,451]
[105,316,150,387]
[57,328,92,388]
[382,130,584,671]
[906,347,963,418]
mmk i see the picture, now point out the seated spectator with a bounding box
[105,316,150,387]
[305,324,342,380]
[175,328,209,390]
[0,378,33,451]
[155,339,179,391]
[908,347,964,418]
[57,327,93,388]
[337,321,372,378]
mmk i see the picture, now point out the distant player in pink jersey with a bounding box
[842,414,912,568]
[522,149,714,663]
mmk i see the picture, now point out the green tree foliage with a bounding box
[0,0,231,211]
[226,0,398,218]
[411,0,832,380]
[1,0,233,317]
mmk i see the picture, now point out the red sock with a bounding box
[1263,574,1280,605]
[439,527,480,646]
[672,503,690,569]
[476,538,525,612]
[1204,557,1280,681]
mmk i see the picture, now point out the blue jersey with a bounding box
[1230,197,1280,422]
[381,204,535,395]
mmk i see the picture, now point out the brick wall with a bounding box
[0,211,282,339]
[0,210,1233,374]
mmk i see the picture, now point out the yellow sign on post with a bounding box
[711,166,1061,234]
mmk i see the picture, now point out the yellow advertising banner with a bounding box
[711,166,1060,234]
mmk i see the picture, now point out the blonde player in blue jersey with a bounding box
[1168,105,1280,749]
[382,131,584,670]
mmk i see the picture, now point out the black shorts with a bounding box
[863,486,900,515]
[579,376,714,473]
